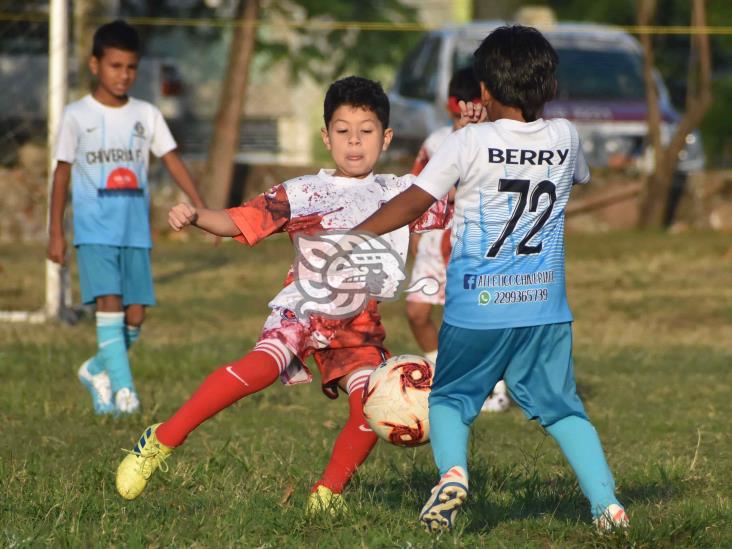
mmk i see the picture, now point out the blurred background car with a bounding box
[388,16,705,174]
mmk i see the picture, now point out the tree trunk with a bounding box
[637,0,712,228]
[202,0,259,209]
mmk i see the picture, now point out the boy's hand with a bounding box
[169,203,198,231]
[456,100,488,129]
[47,233,66,265]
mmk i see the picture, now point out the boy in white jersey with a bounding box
[114,77,450,514]
[354,26,628,532]
[406,67,511,414]
[47,20,205,415]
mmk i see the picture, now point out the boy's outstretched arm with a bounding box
[169,203,240,237]
[162,151,206,208]
[355,185,436,236]
[47,161,72,265]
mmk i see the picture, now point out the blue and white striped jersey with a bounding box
[55,95,177,248]
[415,117,589,330]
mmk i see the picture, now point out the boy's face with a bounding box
[321,105,393,178]
[89,47,139,100]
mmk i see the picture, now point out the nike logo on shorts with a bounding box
[359,424,373,432]
[86,127,98,133]
[225,365,249,386]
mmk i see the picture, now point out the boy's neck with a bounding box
[331,168,373,179]
[92,87,130,108]
[489,104,525,123]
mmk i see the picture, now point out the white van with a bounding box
[388,20,704,173]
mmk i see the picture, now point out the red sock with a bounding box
[156,350,281,447]
[313,387,378,493]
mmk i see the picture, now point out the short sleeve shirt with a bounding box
[225,169,451,310]
[410,125,453,175]
[415,118,589,330]
[55,95,176,248]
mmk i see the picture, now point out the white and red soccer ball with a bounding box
[363,354,435,447]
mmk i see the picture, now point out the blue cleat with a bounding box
[419,466,469,533]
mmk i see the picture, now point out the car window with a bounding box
[397,36,442,101]
[454,42,645,102]
[555,49,645,101]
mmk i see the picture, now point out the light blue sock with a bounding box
[125,325,141,349]
[87,323,140,378]
[546,415,621,517]
[96,312,135,393]
[85,355,105,376]
[430,402,470,478]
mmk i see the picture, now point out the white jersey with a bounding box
[225,169,451,314]
[423,125,453,158]
[55,95,177,247]
[415,118,589,330]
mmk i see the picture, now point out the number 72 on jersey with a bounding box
[486,178,557,258]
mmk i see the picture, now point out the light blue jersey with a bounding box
[415,118,589,330]
[54,95,177,248]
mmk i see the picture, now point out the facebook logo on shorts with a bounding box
[464,274,477,290]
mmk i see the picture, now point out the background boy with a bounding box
[47,20,205,415]
[406,67,510,414]
[354,26,628,532]
[115,76,450,514]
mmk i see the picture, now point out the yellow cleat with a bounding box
[306,485,348,517]
[116,423,173,500]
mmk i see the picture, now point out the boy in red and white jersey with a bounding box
[114,77,450,514]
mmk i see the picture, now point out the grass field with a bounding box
[1,231,731,547]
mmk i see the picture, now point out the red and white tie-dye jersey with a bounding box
[226,169,450,301]
[224,169,450,386]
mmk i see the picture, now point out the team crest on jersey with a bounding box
[293,231,439,320]
[133,122,145,137]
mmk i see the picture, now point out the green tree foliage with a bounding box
[259,0,419,81]
[120,0,419,82]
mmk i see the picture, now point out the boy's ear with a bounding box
[88,55,99,76]
[480,82,492,104]
[382,127,394,151]
[321,127,331,150]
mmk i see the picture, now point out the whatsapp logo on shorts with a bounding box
[478,291,491,305]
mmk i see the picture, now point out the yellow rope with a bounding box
[1,12,732,35]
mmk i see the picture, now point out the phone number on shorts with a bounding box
[494,288,549,304]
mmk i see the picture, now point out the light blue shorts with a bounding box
[76,245,155,306]
[430,321,587,427]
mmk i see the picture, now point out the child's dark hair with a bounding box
[449,67,481,102]
[473,25,558,122]
[323,76,389,128]
[92,20,140,58]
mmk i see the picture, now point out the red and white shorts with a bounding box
[258,301,389,387]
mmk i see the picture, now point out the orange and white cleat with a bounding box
[594,503,630,532]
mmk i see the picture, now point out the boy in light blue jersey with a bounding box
[354,25,628,533]
[47,21,205,415]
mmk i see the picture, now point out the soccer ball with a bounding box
[363,354,435,447]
